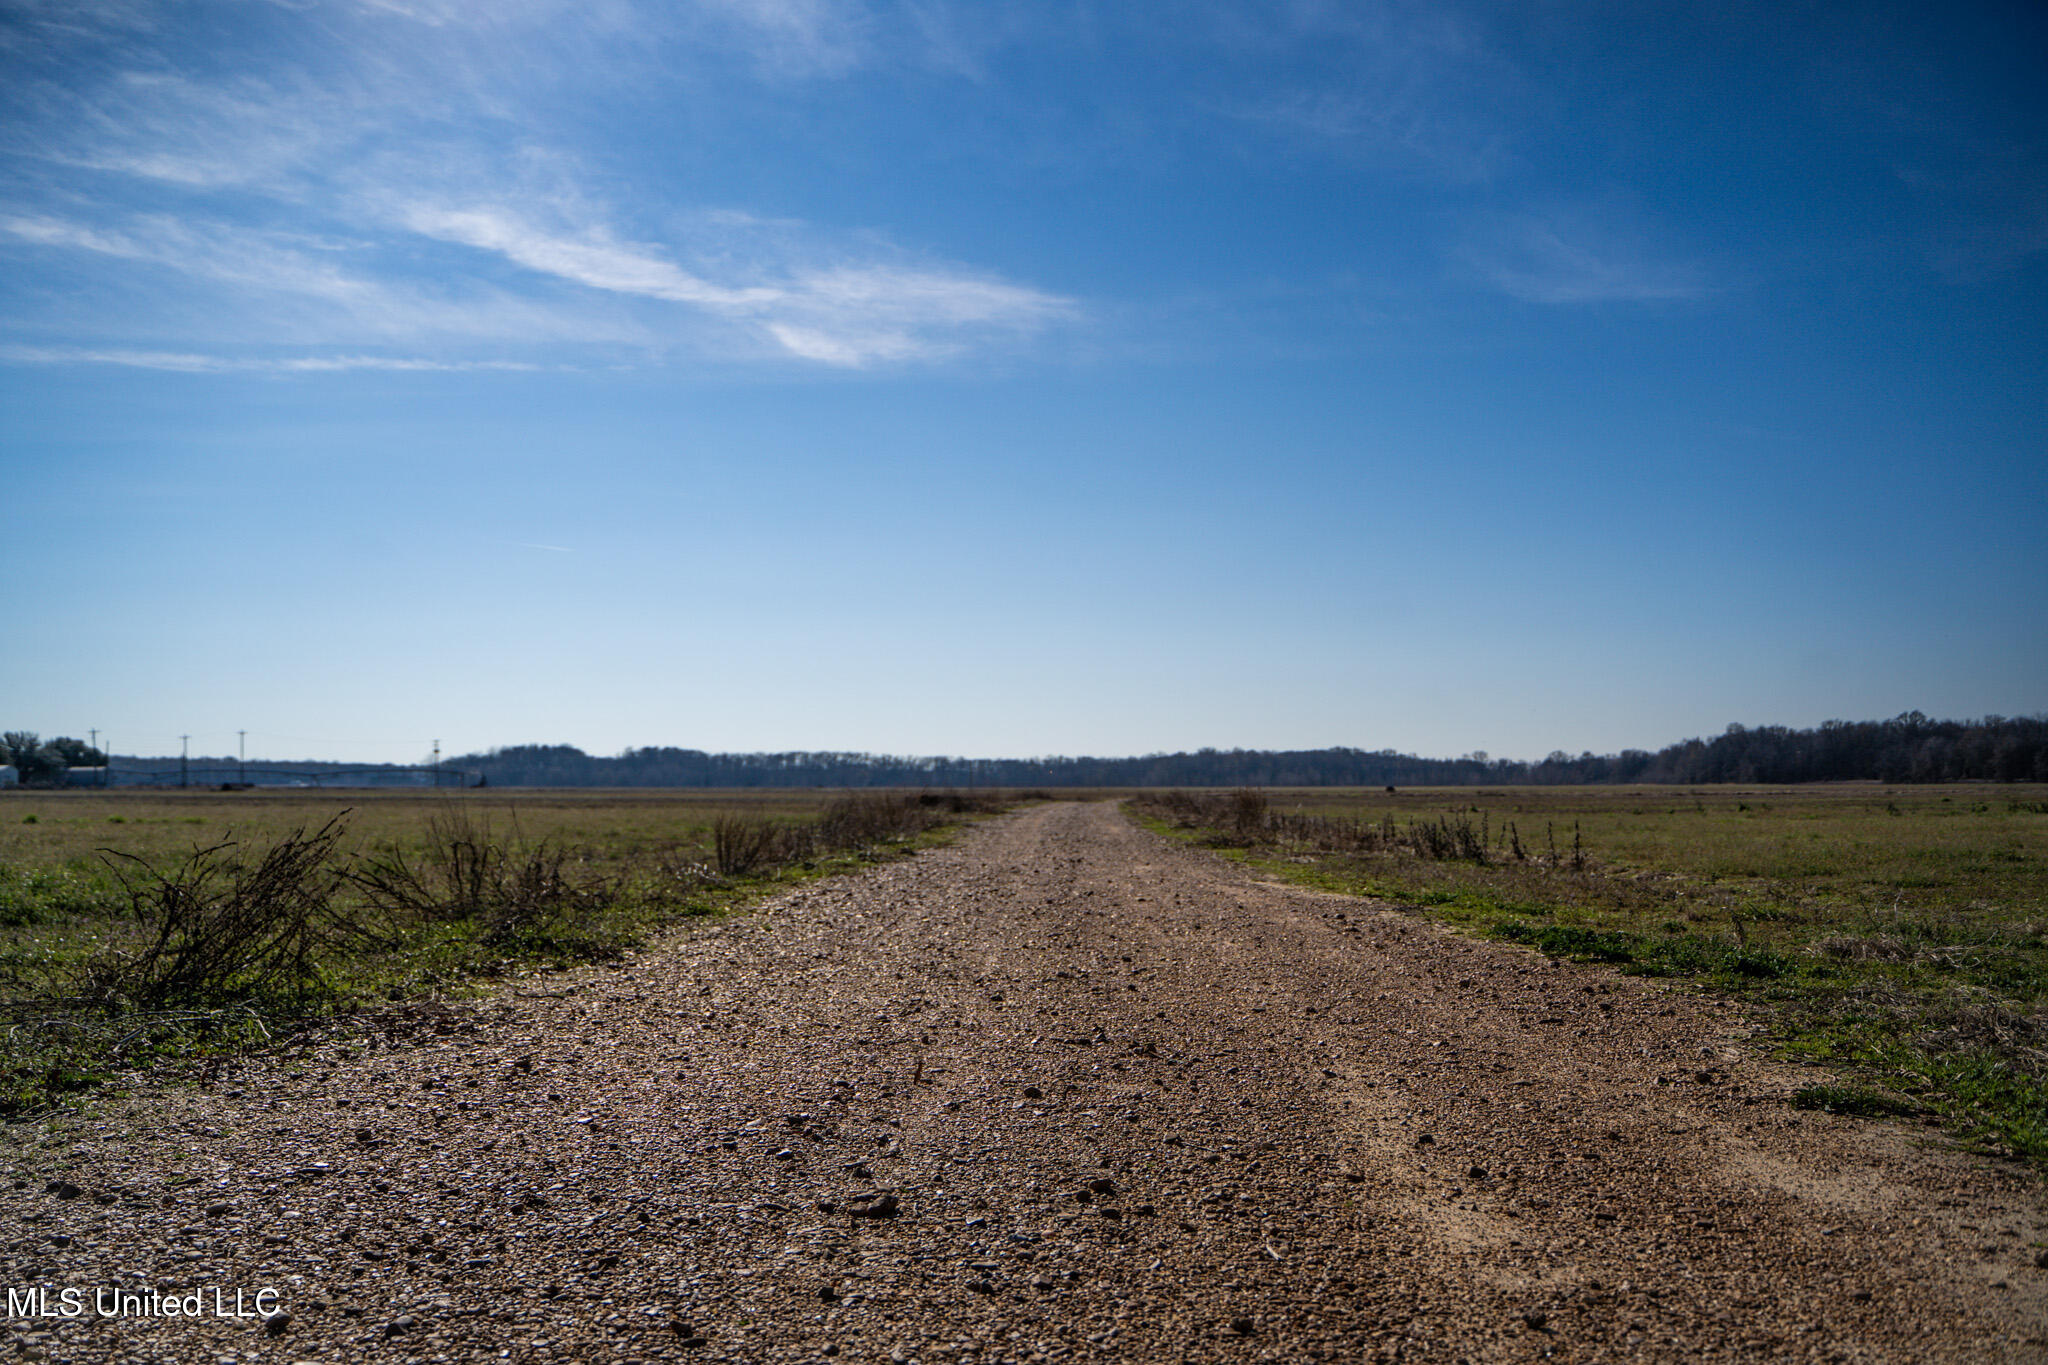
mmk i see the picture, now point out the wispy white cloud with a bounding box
[0,345,544,373]
[0,345,223,372]
[35,71,348,190]
[4,212,377,304]
[1458,205,1714,305]
[400,206,779,309]
[395,201,1075,365]
[766,263,1072,363]
[0,0,159,51]
[271,354,543,373]
[2,196,1073,367]
[0,214,149,258]
[760,323,906,366]
[0,0,1077,370]
[335,0,870,79]
[0,209,653,346]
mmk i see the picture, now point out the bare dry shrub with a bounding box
[349,808,503,922]
[777,822,818,864]
[1228,788,1269,835]
[818,793,941,848]
[479,844,605,947]
[83,816,368,1009]
[1412,816,1489,863]
[347,809,606,946]
[712,814,782,876]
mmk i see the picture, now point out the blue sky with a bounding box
[2,0,2043,766]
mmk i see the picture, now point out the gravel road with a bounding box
[6,800,2045,1363]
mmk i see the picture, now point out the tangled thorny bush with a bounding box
[712,813,783,877]
[817,792,943,848]
[346,810,608,947]
[347,809,503,921]
[83,816,371,1010]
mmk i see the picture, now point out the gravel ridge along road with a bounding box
[6,800,2045,1363]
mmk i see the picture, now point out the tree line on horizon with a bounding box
[7,713,2042,789]
[445,713,2048,788]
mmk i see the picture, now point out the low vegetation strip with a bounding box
[0,789,1006,1115]
[1132,783,2048,1167]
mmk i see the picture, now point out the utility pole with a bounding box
[89,729,101,787]
[432,739,440,789]
[180,735,189,789]
[238,730,246,786]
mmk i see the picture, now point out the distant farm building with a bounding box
[63,766,109,787]
[0,765,15,788]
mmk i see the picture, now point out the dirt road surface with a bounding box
[7,801,2045,1363]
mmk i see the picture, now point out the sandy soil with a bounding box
[5,800,2044,1363]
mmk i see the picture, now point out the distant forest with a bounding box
[12,713,2038,789]
[449,713,2047,788]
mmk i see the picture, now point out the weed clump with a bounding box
[712,813,783,877]
[1490,921,1639,963]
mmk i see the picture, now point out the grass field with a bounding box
[1132,783,2048,1167]
[0,787,1004,1115]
